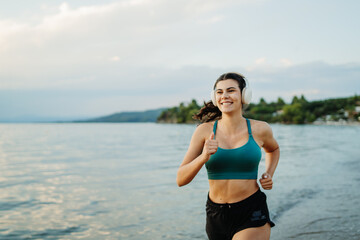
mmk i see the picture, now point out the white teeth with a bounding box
[222,102,232,106]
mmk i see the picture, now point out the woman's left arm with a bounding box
[258,122,280,190]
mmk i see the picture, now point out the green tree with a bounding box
[276,97,286,109]
[158,95,359,124]
[291,96,299,105]
[282,103,305,124]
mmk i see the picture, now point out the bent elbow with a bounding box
[176,169,186,187]
[176,172,191,187]
[176,177,186,187]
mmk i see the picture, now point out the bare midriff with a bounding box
[208,179,259,204]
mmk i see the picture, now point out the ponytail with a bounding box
[193,101,222,123]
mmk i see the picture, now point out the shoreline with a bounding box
[156,120,360,126]
[311,121,360,126]
[0,121,359,126]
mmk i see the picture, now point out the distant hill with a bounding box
[74,108,166,123]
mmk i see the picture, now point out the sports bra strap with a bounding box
[246,118,252,135]
[213,120,218,139]
[214,119,251,137]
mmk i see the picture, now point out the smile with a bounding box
[221,102,233,106]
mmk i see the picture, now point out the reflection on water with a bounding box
[0,123,359,239]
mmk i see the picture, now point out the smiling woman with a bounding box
[177,72,280,240]
[194,73,252,123]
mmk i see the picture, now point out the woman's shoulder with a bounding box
[247,118,273,136]
[196,121,216,131]
[193,121,216,137]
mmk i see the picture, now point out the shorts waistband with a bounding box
[207,188,262,209]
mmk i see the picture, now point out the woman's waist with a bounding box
[208,179,259,204]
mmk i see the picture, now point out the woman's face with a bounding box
[214,79,242,113]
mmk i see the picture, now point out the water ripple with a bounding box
[0,123,359,240]
[0,226,84,240]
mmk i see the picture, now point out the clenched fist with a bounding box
[259,172,273,190]
[203,132,218,161]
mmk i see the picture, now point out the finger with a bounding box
[209,150,217,154]
[261,182,273,187]
[209,147,217,151]
[259,178,272,183]
[260,179,272,183]
[208,142,218,147]
[209,132,214,140]
[260,178,271,183]
[208,149,217,154]
[261,184,272,187]
[261,183,273,188]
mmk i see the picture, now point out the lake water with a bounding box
[0,123,359,240]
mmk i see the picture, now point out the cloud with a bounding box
[0,0,233,47]
[0,0,263,68]
[280,58,292,67]
[1,1,231,85]
[1,61,359,120]
[197,15,224,25]
[0,0,359,120]
[255,57,266,65]
[110,56,120,62]
[247,61,360,102]
[1,0,256,93]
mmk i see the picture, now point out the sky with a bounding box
[1,0,359,121]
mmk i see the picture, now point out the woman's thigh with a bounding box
[232,223,271,240]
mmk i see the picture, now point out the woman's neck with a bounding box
[219,112,246,134]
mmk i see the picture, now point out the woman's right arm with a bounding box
[176,123,217,187]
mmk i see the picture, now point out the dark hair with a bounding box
[193,72,247,123]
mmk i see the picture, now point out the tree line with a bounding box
[157,95,360,124]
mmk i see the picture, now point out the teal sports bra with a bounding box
[205,119,262,180]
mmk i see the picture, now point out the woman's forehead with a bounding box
[216,79,239,89]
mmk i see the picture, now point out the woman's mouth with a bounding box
[221,102,233,106]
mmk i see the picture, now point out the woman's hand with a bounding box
[259,172,273,190]
[202,132,218,161]
[177,124,218,187]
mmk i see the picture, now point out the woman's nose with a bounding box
[221,92,229,98]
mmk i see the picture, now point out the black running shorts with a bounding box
[206,189,275,240]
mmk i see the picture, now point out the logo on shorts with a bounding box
[251,210,266,221]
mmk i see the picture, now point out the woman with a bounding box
[176,72,280,240]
